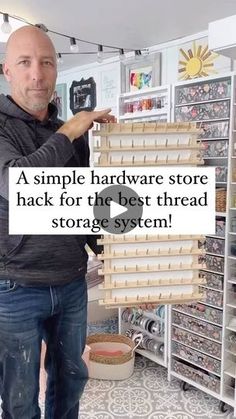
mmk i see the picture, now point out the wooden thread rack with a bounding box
[94,122,205,307]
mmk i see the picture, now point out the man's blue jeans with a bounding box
[0,277,88,419]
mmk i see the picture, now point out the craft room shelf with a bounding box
[169,72,236,413]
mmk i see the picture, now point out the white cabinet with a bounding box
[209,15,236,59]
[117,85,171,123]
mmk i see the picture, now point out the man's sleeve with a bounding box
[0,130,73,200]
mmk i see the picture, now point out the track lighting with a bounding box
[97,45,103,63]
[70,37,79,53]
[1,13,12,34]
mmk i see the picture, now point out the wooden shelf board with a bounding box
[99,278,205,290]
[94,144,202,152]
[92,122,199,136]
[98,234,205,245]
[99,292,203,307]
[95,158,203,167]
[98,248,204,260]
[99,263,204,275]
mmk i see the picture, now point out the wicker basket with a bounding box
[86,333,140,380]
[216,188,226,212]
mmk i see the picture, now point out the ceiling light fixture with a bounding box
[119,48,125,61]
[1,13,12,34]
[57,53,63,64]
[70,37,79,53]
[97,45,103,63]
[135,49,142,60]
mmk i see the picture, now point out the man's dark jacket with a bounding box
[0,94,101,285]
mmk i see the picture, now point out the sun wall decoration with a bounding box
[178,41,219,80]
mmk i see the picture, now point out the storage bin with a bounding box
[173,302,223,325]
[215,219,226,236]
[199,287,223,308]
[172,311,222,341]
[199,271,223,291]
[173,342,221,374]
[172,326,222,358]
[205,237,225,256]
[173,359,220,393]
[205,254,224,273]
[215,188,227,212]
[86,333,141,380]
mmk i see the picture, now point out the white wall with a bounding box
[57,28,232,121]
[57,59,121,119]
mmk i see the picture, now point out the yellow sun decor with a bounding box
[178,41,219,80]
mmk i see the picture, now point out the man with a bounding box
[0,25,114,419]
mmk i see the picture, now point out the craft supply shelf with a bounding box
[169,73,236,415]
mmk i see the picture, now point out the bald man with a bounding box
[0,25,113,419]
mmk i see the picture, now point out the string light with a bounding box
[1,13,12,34]
[0,11,148,62]
[97,45,103,63]
[70,37,79,53]
[119,48,125,61]
[135,50,142,60]
[57,53,63,64]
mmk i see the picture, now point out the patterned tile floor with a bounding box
[1,317,235,418]
[80,355,234,419]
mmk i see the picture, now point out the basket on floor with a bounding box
[216,188,226,212]
[86,333,141,380]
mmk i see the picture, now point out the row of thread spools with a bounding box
[122,306,165,357]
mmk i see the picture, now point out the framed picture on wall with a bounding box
[121,53,161,93]
[52,83,67,120]
[69,77,96,114]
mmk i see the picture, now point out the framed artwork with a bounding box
[69,77,96,114]
[53,83,67,120]
[121,53,161,92]
[100,69,119,107]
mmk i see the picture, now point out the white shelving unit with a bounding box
[117,85,171,123]
[169,72,236,414]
